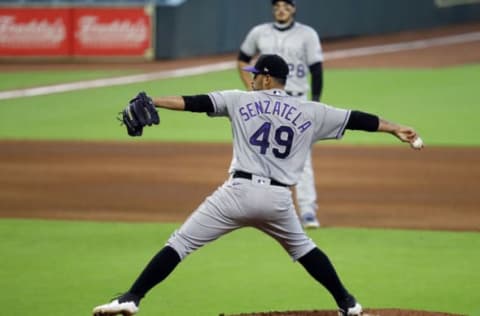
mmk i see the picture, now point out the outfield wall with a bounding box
[155,0,480,59]
[1,0,480,60]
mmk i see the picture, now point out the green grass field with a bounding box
[0,64,479,145]
[0,219,479,316]
[0,65,479,315]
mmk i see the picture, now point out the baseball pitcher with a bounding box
[238,0,324,228]
[93,54,423,316]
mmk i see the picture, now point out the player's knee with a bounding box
[166,230,200,260]
[287,240,317,261]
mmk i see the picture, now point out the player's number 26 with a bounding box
[249,122,294,159]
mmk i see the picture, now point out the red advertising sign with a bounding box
[0,7,153,58]
[0,8,72,56]
[73,7,152,57]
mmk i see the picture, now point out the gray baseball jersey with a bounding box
[167,89,349,261]
[208,89,349,185]
[240,22,323,95]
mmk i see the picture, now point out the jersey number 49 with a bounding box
[249,122,294,159]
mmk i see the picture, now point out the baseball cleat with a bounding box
[301,212,320,229]
[92,299,138,316]
[338,302,362,316]
[338,294,362,316]
[93,293,140,316]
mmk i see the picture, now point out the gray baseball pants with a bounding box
[167,175,317,261]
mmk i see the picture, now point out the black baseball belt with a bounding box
[232,171,288,187]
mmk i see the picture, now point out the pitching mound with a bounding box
[222,309,463,316]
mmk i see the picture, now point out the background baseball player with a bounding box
[237,0,324,228]
[93,54,423,316]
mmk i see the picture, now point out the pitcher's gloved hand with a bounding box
[119,92,160,137]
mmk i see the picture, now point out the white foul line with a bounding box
[1,31,479,101]
[0,62,235,101]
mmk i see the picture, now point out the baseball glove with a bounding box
[119,92,160,137]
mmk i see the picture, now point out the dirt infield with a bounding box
[223,309,464,316]
[0,141,479,231]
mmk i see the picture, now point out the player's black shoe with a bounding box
[92,292,141,316]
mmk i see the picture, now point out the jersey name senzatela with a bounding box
[208,89,350,185]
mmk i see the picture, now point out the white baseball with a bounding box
[412,137,424,149]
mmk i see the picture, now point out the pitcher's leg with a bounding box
[255,197,316,261]
[93,183,242,316]
[167,184,242,259]
[92,246,180,316]
[127,194,236,300]
[262,223,362,315]
[296,152,320,228]
[128,246,180,299]
[299,248,362,316]
[257,201,361,316]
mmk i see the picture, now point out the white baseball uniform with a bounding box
[167,89,350,261]
[240,22,323,96]
[240,22,324,220]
